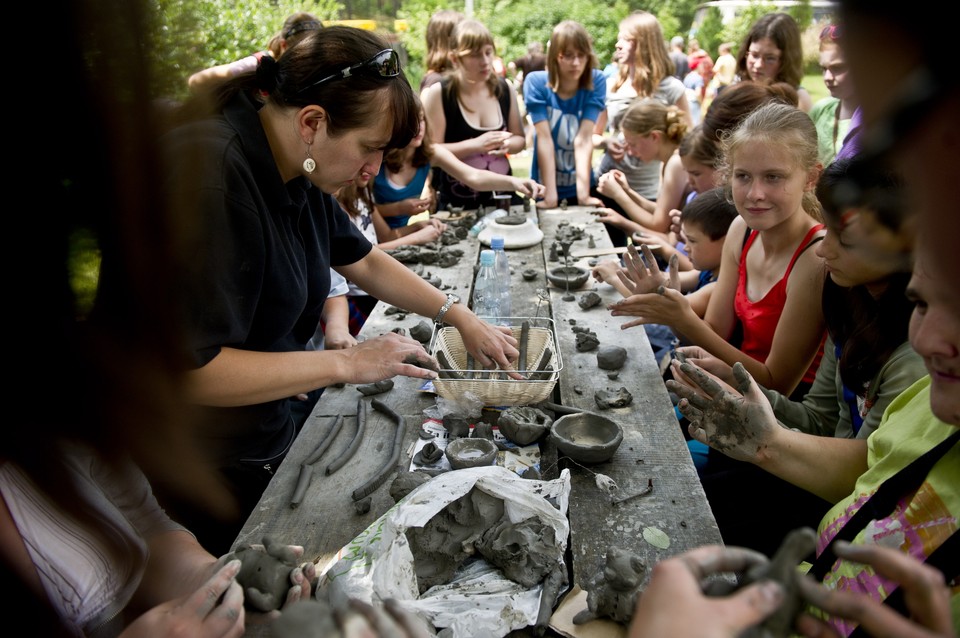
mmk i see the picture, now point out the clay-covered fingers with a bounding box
[667,254,681,291]
[383,599,437,637]
[189,559,246,633]
[679,545,770,582]
[796,543,953,638]
[676,361,726,398]
[666,378,712,411]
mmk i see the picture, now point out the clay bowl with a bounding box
[550,413,623,464]
[445,437,498,470]
[547,266,590,290]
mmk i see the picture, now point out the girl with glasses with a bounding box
[162,26,521,555]
[523,20,606,209]
[734,12,813,113]
[421,19,527,211]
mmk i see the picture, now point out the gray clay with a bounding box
[607,371,619,380]
[522,268,538,281]
[406,487,505,592]
[595,387,633,410]
[413,441,443,466]
[443,413,471,439]
[224,535,298,613]
[356,379,394,396]
[409,320,434,344]
[471,422,495,440]
[521,466,542,480]
[736,527,817,638]
[404,352,439,373]
[354,497,372,515]
[497,406,553,445]
[389,470,432,503]
[578,291,603,310]
[573,547,646,625]
[575,330,600,352]
[597,345,627,370]
[444,437,498,469]
[475,517,562,587]
[551,412,623,464]
[270,599,340,638]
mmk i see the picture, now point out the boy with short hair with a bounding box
[592,186,738,362]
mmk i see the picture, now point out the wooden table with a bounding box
[232,204,721,633]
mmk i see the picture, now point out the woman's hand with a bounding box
[606,137,625,163]
[476,130,512,155]
[406,223,445,245]
[795,542,954,638]
[578,195,603,207]
[673,345,736,388]
[332,332,439,384]
[403,197,432,216]
[120,559,245,638]
[513,177,546,200]
[629,545,783,638]
[536,192,559,209]
[597,171,626,199]
[457,315,521,378]
[592,260,624,285]
[619,244,680,296]
[666,361,779,464]
[593,207,629,229]
[608,285,690,331]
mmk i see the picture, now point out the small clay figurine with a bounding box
[573,546,646,625]
[595,387,633,410]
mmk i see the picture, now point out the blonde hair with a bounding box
[546,20,597,92]
[620,99,688,147]
[613,11,673,96]
[720,101,822,220]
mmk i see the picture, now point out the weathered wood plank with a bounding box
[537,208,722,591]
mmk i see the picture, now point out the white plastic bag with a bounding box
[317,466,571,637]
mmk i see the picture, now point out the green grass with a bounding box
[802,72,829,105]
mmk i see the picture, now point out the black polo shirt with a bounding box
[164,92,371,465]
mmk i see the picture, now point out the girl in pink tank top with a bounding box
[609,102,827,397]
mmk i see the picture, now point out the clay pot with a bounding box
[445,438,498,470]
[547,266,590,290]
[550,413,623,464]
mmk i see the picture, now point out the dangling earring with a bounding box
[303,140,316,174]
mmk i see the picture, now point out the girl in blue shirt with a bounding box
[523,20,607,209]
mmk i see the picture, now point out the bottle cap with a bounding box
[480,249,495,266]
[491,236,505,250]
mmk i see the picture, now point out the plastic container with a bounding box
[468,208,508,237]
[490,236,512,320]
[472,249,501,322]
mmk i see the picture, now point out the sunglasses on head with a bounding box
[820,25,841,41]
[299,49,400,93]
[283,20,322,39]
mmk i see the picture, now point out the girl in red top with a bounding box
[609,101,826,398]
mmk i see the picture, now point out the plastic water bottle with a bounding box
[468,208,507,237]
[472,249,502,322]
[490,236,512,320]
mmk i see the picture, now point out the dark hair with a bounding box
[702,80,798,142]
[446,19,504,104]
[817,157,914,391]
[734,12,805,88]
[384,94,433,173]
[181,27,419,152]
[282,11,322,40]
[15,0,229,585]
[681,186,738,240]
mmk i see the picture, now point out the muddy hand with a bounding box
[667,362,777,463]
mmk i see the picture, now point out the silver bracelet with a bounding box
[433,293,460,325]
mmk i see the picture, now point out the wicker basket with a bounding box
[430,318,562,406]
